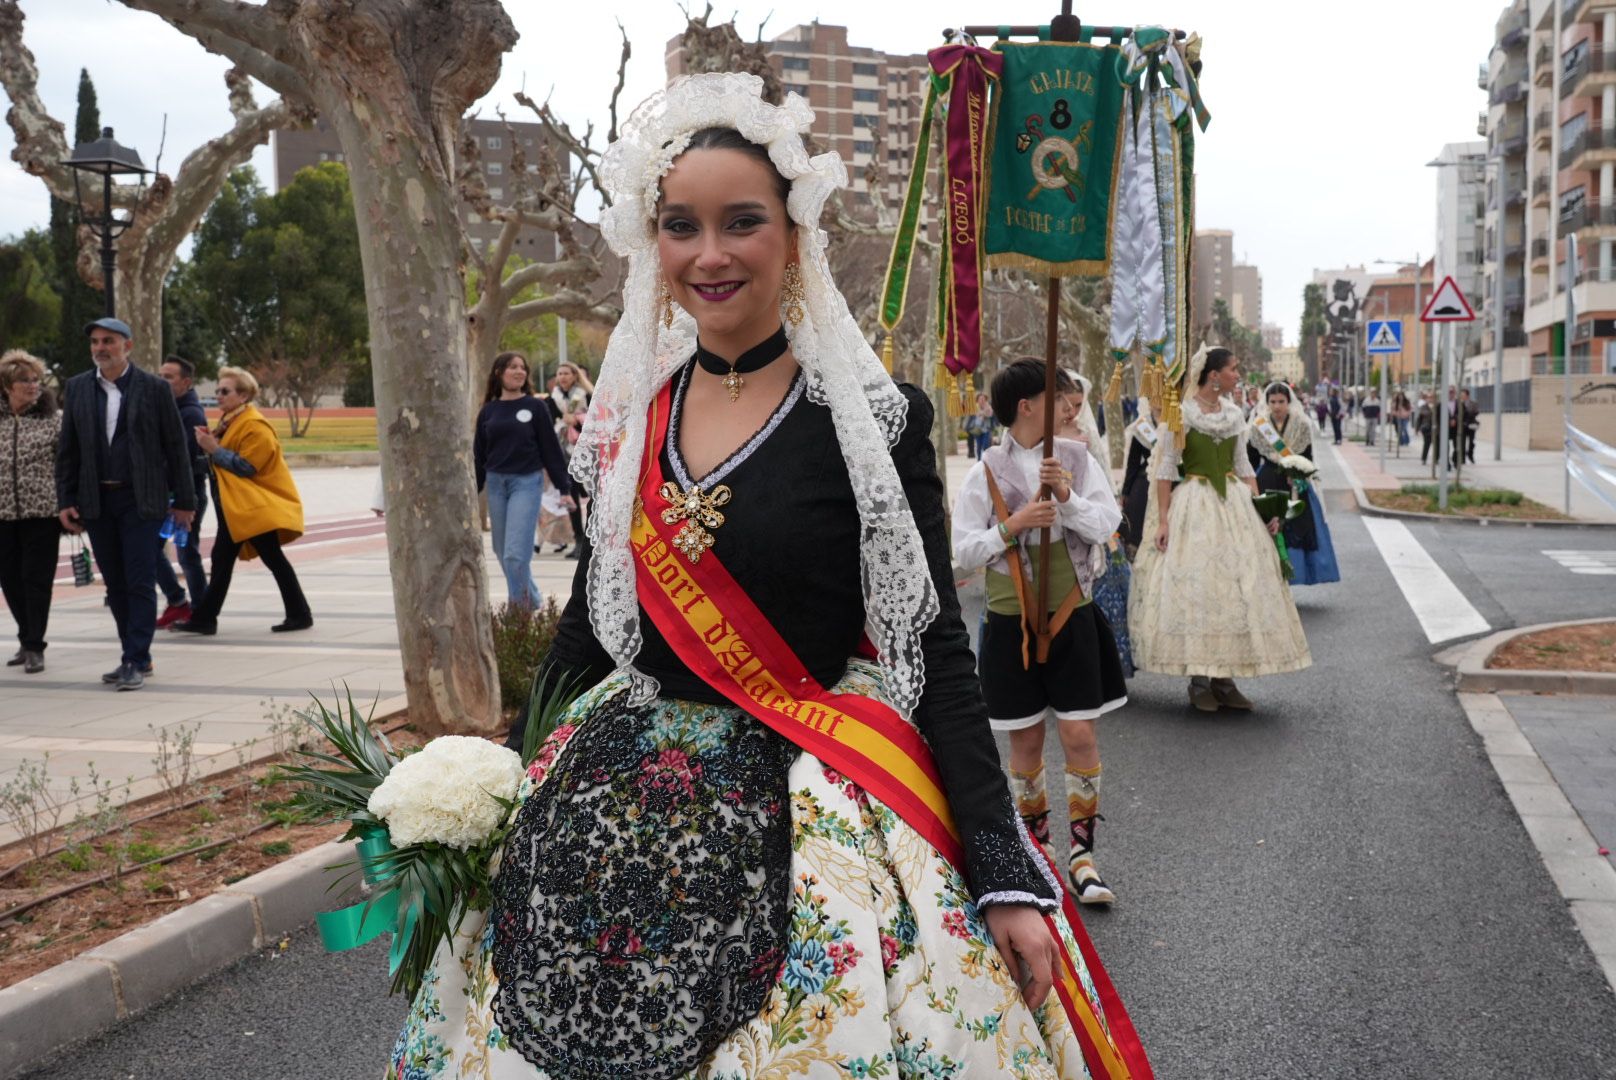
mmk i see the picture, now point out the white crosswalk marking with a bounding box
[1542,550,1616,575]
[1363,517,1492,643]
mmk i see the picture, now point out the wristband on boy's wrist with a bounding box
[997,520,1017,548]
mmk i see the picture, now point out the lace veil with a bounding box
[571,73,940,717]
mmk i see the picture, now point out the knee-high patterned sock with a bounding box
[1008,763,1051,847]
[1066,763,1103,874]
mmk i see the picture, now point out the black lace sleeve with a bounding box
[891,385,1059,912]
[503,536,618,752]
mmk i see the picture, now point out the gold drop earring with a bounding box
[657,277,674,330]
[781,263,805,327]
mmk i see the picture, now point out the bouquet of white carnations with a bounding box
[282,679,581,996]
[1277,453,1318,480]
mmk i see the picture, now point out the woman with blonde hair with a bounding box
[0,351,60,673]
[171,367,311,635]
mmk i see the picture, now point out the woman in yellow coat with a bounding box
[171,367,311,635]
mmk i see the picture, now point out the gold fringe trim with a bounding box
[881,335,895,375]
[1104,357,1125,406]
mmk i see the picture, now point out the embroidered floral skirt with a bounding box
[386,663,1107,1079]
[1128,478,1313,678]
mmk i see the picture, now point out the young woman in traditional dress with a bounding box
[1128,347,1311,713]
[386,74,1145,1080]
[1248,382,1340,586]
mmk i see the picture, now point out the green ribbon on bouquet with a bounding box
[316,826,400,956]
[1251,491,1304,582]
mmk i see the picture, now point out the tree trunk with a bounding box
[323,95,500,735]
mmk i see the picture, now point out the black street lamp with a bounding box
[62,126,149,318]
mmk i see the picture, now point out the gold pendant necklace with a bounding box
[658,481,732,562]
[722,368,745,403]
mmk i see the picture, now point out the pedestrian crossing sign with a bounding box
[1366,320,1403,354]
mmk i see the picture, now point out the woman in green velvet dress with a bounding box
[1127,347,1311,712]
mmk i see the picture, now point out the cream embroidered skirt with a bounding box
[385,666,1111,1079]
[1128,478,1312,678]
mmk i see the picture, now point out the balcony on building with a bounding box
[1533,106,1553,147]
[1499,9,1530,49]
[1565,0,1616,30]
[1494,120,1528,159]
[1563,46,1616,99]
[1531,168,1551,207]
[1562,193,1616,233]
[1532,236,1552,264]
[1478,61,1491,90]
[1535,43,1555,86]
[1491,65,1530,106]
[1477,110,1488,137]
[1560,124,1616,172]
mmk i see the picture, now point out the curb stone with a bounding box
[0,692,410,1080]
[1456,693,1616,994]
[0,839,360,1080]
[1448,618,1616,696]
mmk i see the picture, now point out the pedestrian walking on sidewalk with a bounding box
[0,351,61,674]
[1362,389,1382,448]
[153,356,210,628]
[1328,387,1344,444]
[1391,390,1412,456]
[171,368,311,636]
[1129,347,1312,713]
[56,318,196,691]
[476,352,573,608]
[1416,391,1435,464]
[546,361,591,558]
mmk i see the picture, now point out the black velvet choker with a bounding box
[695,326,789,403]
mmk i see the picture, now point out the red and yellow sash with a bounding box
[630,384,1150,1079]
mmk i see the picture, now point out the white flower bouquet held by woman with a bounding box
[281,679,582,996]
[1277,453,1318,479]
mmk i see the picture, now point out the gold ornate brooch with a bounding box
[658,481,732,562]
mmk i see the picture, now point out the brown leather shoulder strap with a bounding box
[982,468,1033,670]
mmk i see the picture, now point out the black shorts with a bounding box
[978,603,1129,729]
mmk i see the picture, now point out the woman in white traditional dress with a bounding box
[1128,347,1311,713]
[386,74,1145,1080]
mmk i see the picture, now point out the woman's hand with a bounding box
[1154,520,1169,553]
[1267,516,1281,536]
[195,426,219,454]
[984,904,1057,1010]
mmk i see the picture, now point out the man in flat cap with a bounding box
[56,319,195,690]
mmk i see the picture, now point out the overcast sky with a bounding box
[0,0,1500,343]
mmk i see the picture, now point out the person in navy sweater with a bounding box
[474,352,574,608]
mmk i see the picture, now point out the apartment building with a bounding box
[665,22,930,205]
[1433,141,1489,370]
[272,118,560,259]
[1188,228,1263,334]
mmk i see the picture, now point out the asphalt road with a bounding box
[24,454,1616,1080]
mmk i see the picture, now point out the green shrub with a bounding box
[490,598,562,713]
[259,839,293,857]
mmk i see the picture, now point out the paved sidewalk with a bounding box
[0,465,579,846]
[1337,423,1616,522]
[1502,693,1616,872]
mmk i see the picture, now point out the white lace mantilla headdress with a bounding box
[573,72,940,716]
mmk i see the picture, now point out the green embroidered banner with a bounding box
[983,41,1127,277]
